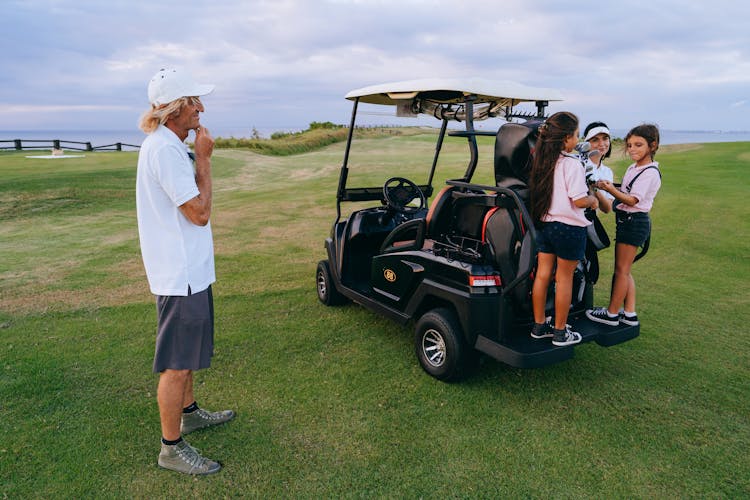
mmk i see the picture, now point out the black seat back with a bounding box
[425,186,456,240]
[452,195,493,240]
[426,185,501,261]
[482,196,535,313]
[494,120,543,185]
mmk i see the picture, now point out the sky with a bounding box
[2,0,749,137]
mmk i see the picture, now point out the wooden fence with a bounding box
[0,138,140,152]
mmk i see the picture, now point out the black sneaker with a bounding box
[552,326,582,347]
[620,312,639,326]
[530,319,553,339]
[586,307,620,326]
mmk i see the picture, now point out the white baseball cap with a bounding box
[147,68,214,106]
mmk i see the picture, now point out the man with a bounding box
[136,68,234,475]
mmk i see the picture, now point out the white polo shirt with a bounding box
[589,161,615,201]
[136,125,215,296]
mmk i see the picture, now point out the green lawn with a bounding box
[1,137,748,497]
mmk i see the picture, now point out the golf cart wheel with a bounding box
[316,260,348,306]
[414,308,476,382]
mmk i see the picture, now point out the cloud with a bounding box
[2,0,750,131]
[0,104,132,113]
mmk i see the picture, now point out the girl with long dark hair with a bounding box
[529,112,599,346]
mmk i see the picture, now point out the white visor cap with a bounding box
[148,68,214,106]
[584,126,611,142]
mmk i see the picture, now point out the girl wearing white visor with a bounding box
[582,122,615,213]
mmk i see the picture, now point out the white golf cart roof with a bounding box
[345,78,564,106]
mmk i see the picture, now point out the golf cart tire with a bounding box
[415,308,477,382]
[316,260,349,306]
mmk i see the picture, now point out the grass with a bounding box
[1,136,749,497]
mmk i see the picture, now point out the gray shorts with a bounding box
[153,285,214,373]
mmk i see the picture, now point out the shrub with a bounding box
[213,122,422,156]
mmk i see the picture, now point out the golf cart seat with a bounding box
[494,120,543,186]
[482,195,535,314]
[379,185,454,253]
[451,192,496,239]
[380,184,493,254]
[424,183,535,307]
[427,186,496,246]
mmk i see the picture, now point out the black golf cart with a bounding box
[316,78,638,381]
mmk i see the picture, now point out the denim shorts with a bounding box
[615,210,651,247]
[536,221,587,261]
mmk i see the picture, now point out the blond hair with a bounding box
[138,97,190,134]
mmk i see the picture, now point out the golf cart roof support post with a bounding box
[427,118,449,188]
[535,100,548,118]
[336,97,360,221]
[462,94,479,182]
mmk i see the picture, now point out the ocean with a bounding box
[2,127,750,150]
[611,129,750,146]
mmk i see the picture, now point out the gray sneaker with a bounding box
[158,440,221,475]
[181,408,236,435]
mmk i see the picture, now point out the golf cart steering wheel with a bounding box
[383,177,426,215]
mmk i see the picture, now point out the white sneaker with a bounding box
[552,326,582,346]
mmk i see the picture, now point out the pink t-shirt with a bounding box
[541,153,590,227]
[618,161,661,213]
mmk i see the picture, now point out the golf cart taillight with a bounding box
[469,275,502,287]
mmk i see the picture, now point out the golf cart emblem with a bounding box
[383,269,397,282]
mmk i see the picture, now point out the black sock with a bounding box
[183,401,199,414]
[162,436,182,446]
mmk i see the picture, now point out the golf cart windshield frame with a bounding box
[335,90,551,221]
